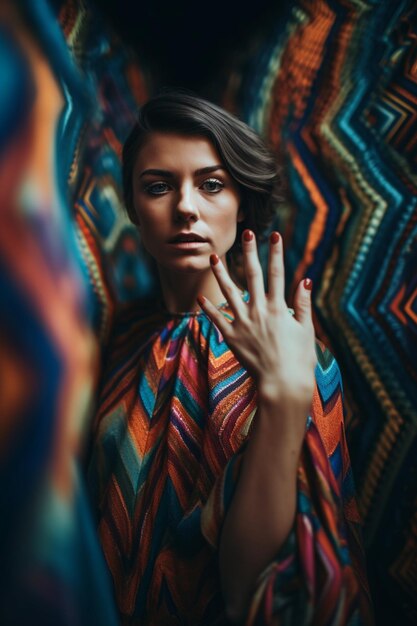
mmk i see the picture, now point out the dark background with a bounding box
[94,0,286,96]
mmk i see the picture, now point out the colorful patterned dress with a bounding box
[87,296,373,625]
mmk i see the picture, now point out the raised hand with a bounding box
[198,229,319,621]
[198,229,317,427]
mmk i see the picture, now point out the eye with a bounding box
[145,181,170,195]
[201,178,224,193]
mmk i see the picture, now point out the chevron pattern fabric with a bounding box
[88,298,372,624]
[0,0,149,623]
[2,0,416,622]
[59,0,153,346]
[232,1,417,622]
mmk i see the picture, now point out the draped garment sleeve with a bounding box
[201,343,374,626]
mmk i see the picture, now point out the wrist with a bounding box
[256,391,309,451]
[258,381,313,412]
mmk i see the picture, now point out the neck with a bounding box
[158,259,228,314]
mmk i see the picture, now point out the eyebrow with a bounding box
[139,165,226,178]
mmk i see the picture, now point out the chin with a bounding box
[159,256,211,274]
[173,261,211,274]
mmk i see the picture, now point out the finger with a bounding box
[242,230,266,306]
[209,254,247,319]
[267,231,285,305]
[197,294,234,339]
[293,278,314,330]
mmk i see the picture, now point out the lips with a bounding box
[168,233,207,243]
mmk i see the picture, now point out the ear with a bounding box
[237,206,245,223]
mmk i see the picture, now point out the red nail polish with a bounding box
[270,231,280,244]
[210,254,219,265]
[197,294,206,307]
[304,278,313,290]
[243,229,253,242]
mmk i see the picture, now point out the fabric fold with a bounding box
[88,303,372,624]
[201,345,373,625]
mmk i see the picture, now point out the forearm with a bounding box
[199,230,318,622]
[219,393,307,624]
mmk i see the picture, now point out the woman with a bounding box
[88,93,373,625]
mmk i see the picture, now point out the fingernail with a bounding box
[304,278,313,290]
[210,254,219,265]
[243,229,253,242]
[197,294,206,307]
[270,231,280,244]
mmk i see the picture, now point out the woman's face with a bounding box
[132,132,243,274]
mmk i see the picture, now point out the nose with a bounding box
[174,184,199,222]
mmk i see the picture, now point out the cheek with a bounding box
[134,209,160,248]
[134,200,160,230]
[217,198,241,230]
[137,224,162,261]
[212,210,240,252]
[138,219,160,248]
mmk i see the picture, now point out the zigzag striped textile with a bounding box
[88,298,372,625]
[0,0,147,623]
[2,0,416,622]
[233,0,417,622]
